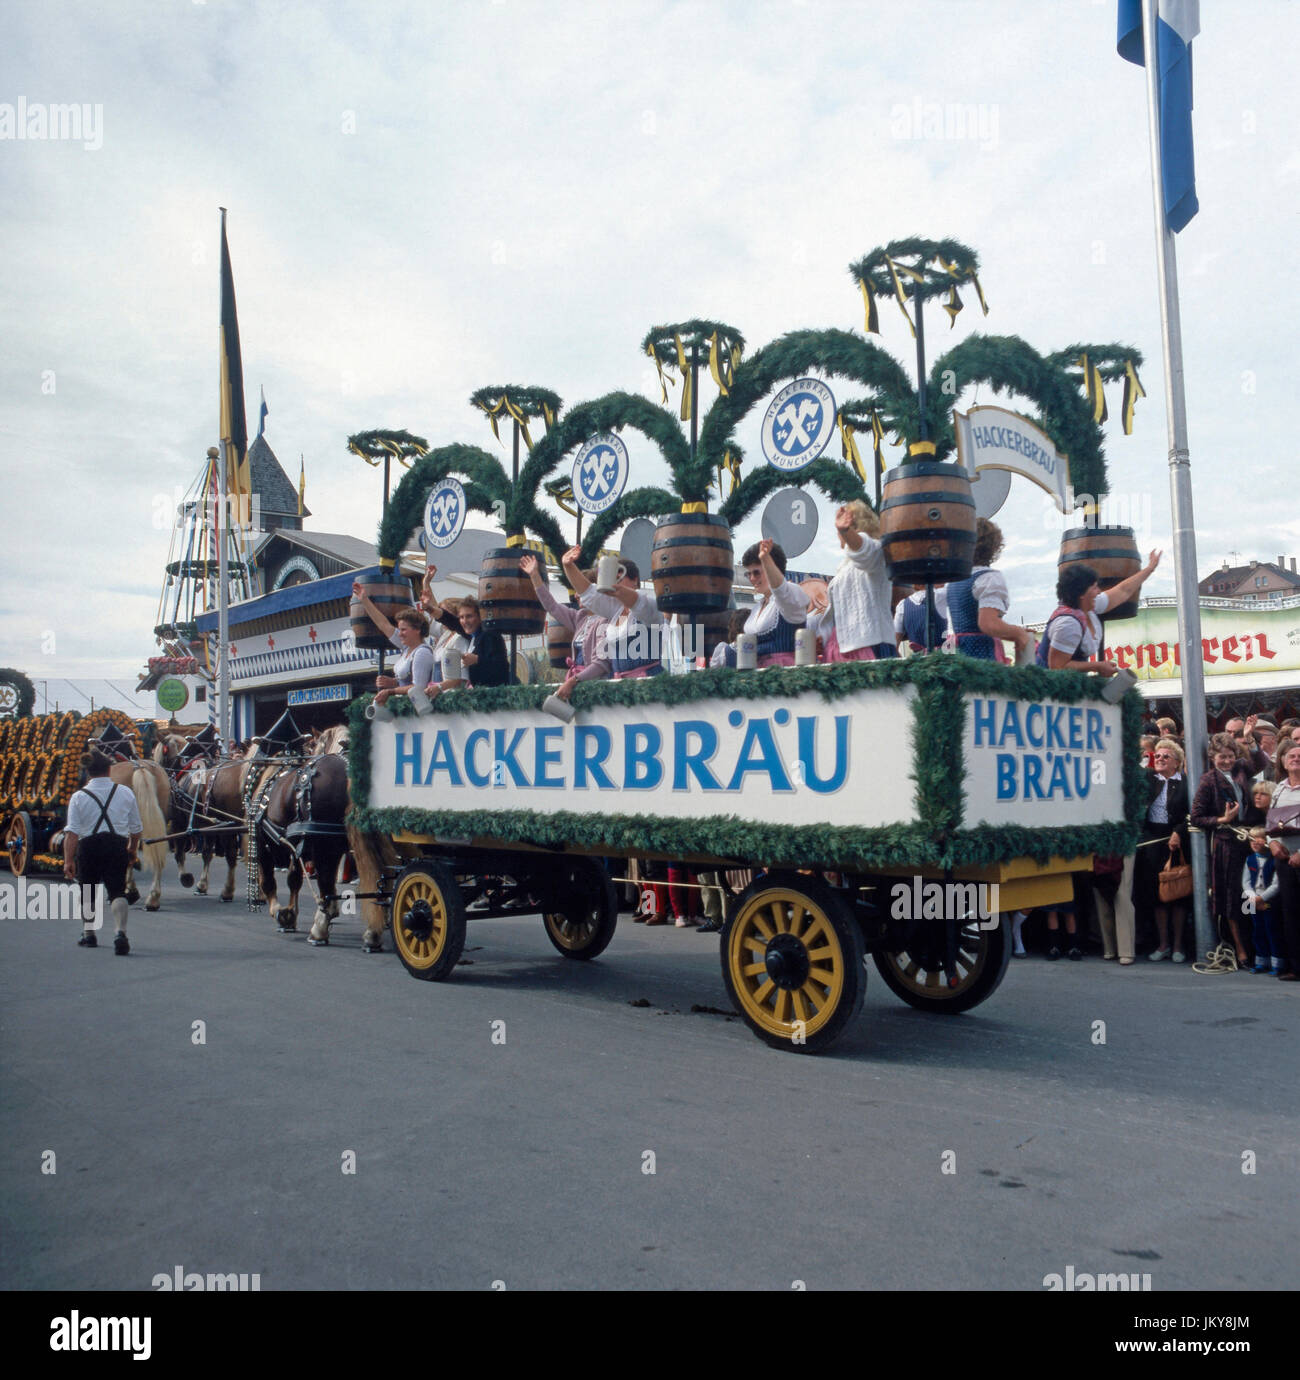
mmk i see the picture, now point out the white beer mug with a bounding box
[442,647,463,682]
[596,554,624,593]
[794,627,816,666]
[736,633,757,670]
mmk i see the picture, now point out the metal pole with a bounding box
[689,344,699,463]
[216,443,231,755]
[912,284,939,647]
[510,421,520,680]
[1140,0,1211,955]
[377,454,391,683]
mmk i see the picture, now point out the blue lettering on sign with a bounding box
[1086,709,1104,752]
[493,728,530,788]
[973,698,997,747]
[726,718,793,792]
[1048,754,1073,800]
[673,720,721,791]
[1024,704,1044,748]
[423,730,463,787]
[997,754,1017,799]
[624,724,663,789]
[395,732,423,786]
[464,729,492,787]
[1067,707,1083,751]
[1045,706,1066,750]
[1023,754,1044,800]
[574,725,614,790]
[797,715,850,793]
[533,726,565,789]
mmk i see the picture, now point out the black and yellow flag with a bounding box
[219,210,250,507]
[1076,352,1108,425]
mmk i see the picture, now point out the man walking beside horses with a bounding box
[63,747,142,955]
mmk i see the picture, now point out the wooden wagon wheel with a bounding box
[541,857,619,960]
[5,810,34,877]
[873,913,1011,1014]
[390,860,466,981]
[720,871,866,1053]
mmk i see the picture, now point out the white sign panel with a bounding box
[369,686,918,830]
[962,692,1125,828]
[954,406,1071,514]
[424,478,467,550]
[572,433,630,514]
[760,378,837,473]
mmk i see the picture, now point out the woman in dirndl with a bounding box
[1190,733,1264,965]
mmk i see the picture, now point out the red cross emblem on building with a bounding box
[229,642,237,659]
[267,635,276,650]
[308,626,317,642]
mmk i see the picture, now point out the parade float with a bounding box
[341,238,1148,1053]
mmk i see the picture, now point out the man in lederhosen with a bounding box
[62,747,142,954]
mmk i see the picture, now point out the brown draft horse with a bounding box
[247,724,352,939]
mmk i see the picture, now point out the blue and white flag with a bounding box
[1118,0,1199,232]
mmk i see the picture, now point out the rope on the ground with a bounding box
[1192,943,1241,975]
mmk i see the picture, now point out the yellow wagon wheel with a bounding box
[541,857,619,960]
[390,860,467,981]
[721,871,866,1053]
[873,913,1011,1014]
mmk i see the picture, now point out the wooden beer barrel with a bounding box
[879,460,976,586]
[651,512,733,614]
[349,569,417,650]
[1059,525,1141,621]
[479,549,545,635]
[547,616,574,670]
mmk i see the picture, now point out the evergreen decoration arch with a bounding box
[378,444,514,564]
[697,328,915,501]
[641,319,746,423]
[849,237,988,336]
[0,668,36,720]
[469,386,562,449]
[925,334,1108,498]
[346,429,430,468]
[719,458,869,529]
[516,390,691,534]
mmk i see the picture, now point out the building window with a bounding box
[195,685,207,702]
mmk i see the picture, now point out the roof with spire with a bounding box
[247,433,308,530]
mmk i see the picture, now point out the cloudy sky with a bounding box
[1,0,1295,680]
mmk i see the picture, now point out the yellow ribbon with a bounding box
[681,502,707,513]
[541,402,555,430]
[942,285,963,326]
[839,418,866,482]
[708,331,728,396]
[721,449,742,497]
[969,271,989,316]
[647,342,669,405]
[884,255,923,337]
[379,558,395,570]
[549,481,578,518]
[1077,354,1108,424]
[859,280,880,334]
[675,333,693,423]
[872,411,887,472]
[1122,360,1145,435]
[908,440,937,458]
[506,533,526,547]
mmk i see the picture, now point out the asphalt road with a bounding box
[2,867,1297,1292]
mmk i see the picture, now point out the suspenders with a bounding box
[80,783,120,837]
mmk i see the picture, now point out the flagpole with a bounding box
[1140,0,1211,956]
[217,440,232,756]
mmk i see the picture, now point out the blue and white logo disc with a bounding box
[424,478,467,550]
[572,433,630,515]
[760,377,837,473]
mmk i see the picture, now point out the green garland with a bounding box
[641,319,746,365]
[0,668,36,720]
[1046,344,1145,383]
[849,237,985,314]
[347,429,430,464]
[378,444,512,562]
[719,456,868,529]
[347,656,1144,872]
[516,390,691,527]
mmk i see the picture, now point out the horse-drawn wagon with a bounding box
[0,709,171,904]
[347,656,1142,1052]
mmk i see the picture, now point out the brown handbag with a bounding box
[1158,845,1193,904]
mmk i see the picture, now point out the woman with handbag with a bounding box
[1133,738,1191,961]
[1265,739,1300,981]
[1190,734,1265,966]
